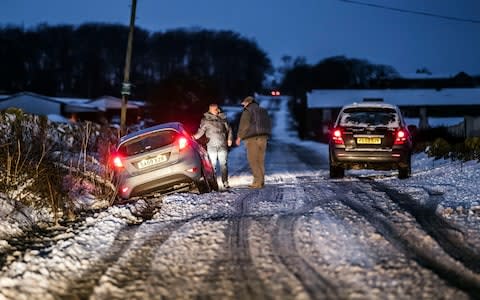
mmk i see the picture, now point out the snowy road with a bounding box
[1,139,480,299]
[1,97,480,299]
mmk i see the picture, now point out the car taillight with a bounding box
[394,129,407,145]
[332,129,344,144]
[178,136,189,150]
[112,155,124,169]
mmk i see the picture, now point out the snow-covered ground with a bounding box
[0,95,479,299]
[1,94,480,241]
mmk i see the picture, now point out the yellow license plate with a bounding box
[357,137,381,144]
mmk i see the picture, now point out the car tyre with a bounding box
[329,153,345,178]
[195,168,212,193]
[209,175,219,191]
[398,156,411,179]
[329,164,345,178]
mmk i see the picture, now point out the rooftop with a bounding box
[307,88,480,109]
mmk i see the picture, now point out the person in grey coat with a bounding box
[194,103,233,188]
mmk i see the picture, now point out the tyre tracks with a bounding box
[226,190,271,300]
[85,221,185,299]
[223,184,345,299]
[372,181,480,274]
[273,213,345,299]
[335,180,480,297]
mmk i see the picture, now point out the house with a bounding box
[70,95,142,125]
[0,92,143,125]
[0,92,73,119]
[306,88,480,139]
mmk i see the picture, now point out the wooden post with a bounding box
[120,0,137,136]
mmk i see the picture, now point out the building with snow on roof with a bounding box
[306,88,480,140]
[0,92,144,125]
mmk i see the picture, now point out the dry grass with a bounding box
[0,109,120,222]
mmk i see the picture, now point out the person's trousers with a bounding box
[244,136,268,186]
[207,146,229,184]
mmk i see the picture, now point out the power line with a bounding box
[337,0,480,24]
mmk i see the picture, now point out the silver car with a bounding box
[111,122,219,200]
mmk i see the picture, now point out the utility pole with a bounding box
[120,0,137,136]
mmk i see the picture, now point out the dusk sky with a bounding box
[1,0,480,76]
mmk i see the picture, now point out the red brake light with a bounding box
[332,129,344,144]
[178,136,189,150]
[271,90,280,96]
[394,129,407,145]
[112,155,124,169]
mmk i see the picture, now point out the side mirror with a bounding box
[407,125,417,135]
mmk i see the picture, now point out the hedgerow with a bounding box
[0,109,119,223]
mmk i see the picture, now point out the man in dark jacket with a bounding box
[194,103,233,188]
[235,96,272,189]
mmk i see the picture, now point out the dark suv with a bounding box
[329,100,413,179]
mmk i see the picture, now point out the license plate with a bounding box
[357,137,381,144]
[137,155,167,169]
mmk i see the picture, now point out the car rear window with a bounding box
[118,130,177,156]
[339,107,400,128]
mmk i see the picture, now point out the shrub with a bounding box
[0,110,118,222]
[427,138,451,159]
[464,137,480,161]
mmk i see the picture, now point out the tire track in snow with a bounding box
[225,190,272,300]
[87,221,186,299]
[372,181,480,274]
[43,199,183,299]
[273,213,344,299]
[258,183,346,299]
[335,181,480,298]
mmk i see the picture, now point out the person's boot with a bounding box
[248,183,263,189]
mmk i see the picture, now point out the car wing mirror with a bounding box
[407,124,417,134]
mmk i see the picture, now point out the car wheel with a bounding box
[209,175,219,191]
[398,156,411,179]
[195,168,212,194]
[329,164,345,178]
[329,153,345,179]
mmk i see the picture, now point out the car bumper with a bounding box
[116,158,202,199]
[331,147,410,169]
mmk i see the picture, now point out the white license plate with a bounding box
[357,137,381,144]
[137,155,167,169]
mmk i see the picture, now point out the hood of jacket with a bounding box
[203,111,227,121]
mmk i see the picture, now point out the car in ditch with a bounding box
[328,99,413,179]
[111,122,219,200]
